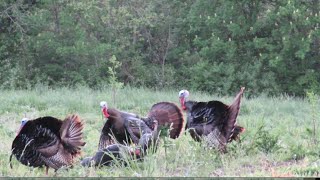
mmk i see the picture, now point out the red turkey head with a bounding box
[179,90,189,110]
[100,101,110,118]
[16,118,28,136]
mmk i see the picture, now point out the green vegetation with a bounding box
[1,87,319,177]
[1,0,320,177]
[1,0,320,96]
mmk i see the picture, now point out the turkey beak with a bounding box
[102,106,110,118]
[179,97,186,110]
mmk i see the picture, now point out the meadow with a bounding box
[0,85,319,177]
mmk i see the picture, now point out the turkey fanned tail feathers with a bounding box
[60,114,86,154]
[146,102,184,139]
[224,87,245,143]
[10,115,85,171]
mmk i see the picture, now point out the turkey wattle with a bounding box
[178,87,246,151]
[98,101,184,150]
[10,115,86,175]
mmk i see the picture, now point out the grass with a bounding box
[0,86,319,177]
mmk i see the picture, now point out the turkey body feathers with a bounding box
[11,115,85,170]
[83,122,161,167]
[186,101,228,129]
[185,101,228,141]
[98,102,184,149]
[11,116,62,168]
[185,87,245,145]
[98,108,132,150]
[81,144,138,167]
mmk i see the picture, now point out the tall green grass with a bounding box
[0,86,319,177]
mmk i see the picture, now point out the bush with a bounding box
[254,125,281,154]
[288,144,306,161]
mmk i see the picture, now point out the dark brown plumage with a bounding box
[179,87,245,152]
[98,102,184,150]
[146,102,184,139]
[98,108,132,150]
[81,144,138,167]
[10,115,86,174]
[82,120,160,167]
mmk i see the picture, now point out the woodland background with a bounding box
[1,0,320,96]
[1,1,320,177]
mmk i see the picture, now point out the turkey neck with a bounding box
[184,101,197,112]
[105,108,125,131]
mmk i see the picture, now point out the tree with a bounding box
[108,55,123,105]
[0,0,319,96]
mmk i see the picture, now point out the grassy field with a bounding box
[0,86,319,177]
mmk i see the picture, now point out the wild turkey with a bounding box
[178,87,245,152]
[81,144,138,167]
[98,101,183,150]
[10,115,86,175]
[82,120,160,167]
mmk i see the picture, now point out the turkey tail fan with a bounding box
[147,102,184,139]
[224,87,245,143]
[59,114,86,155]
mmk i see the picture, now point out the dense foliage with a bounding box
[1,0,319,96]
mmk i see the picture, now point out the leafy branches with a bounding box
[108,55,123,106]
[0,0,319,96]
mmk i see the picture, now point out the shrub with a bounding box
[254,125,281,154]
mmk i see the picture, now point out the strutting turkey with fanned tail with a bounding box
[178,87,246,152]
[10,115,86,175]
[98,101,184,150]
